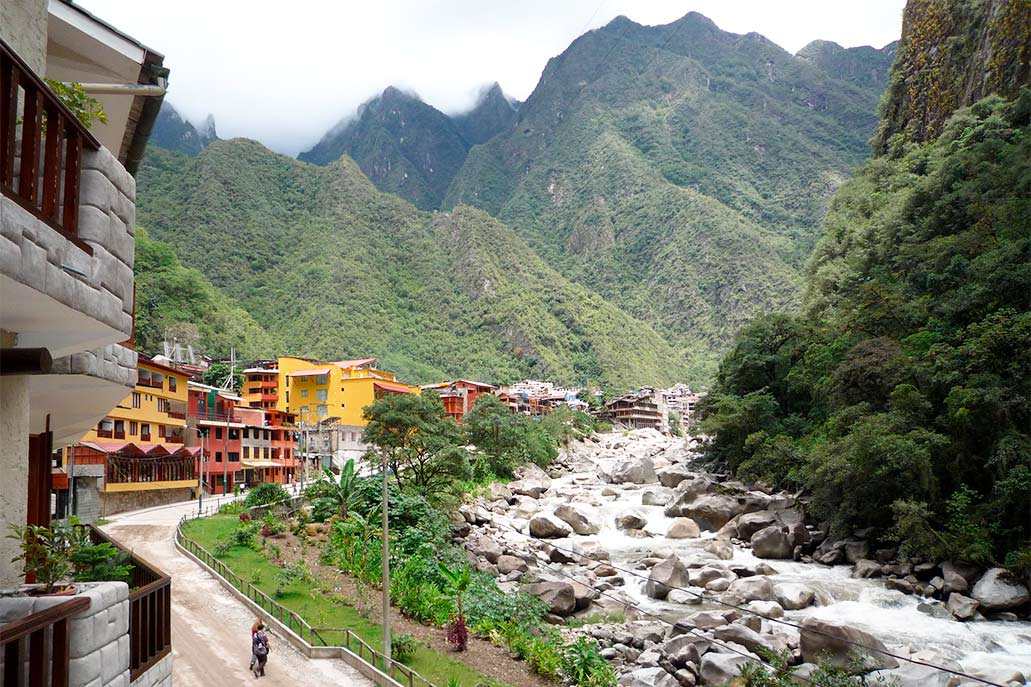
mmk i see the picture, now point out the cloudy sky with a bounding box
[80,0,905,156]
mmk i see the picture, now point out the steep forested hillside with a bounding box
[699,0,1030,562]
[444,13,895,373]
[136,142,695,388]
[452,83,519,145]
[133,227,282,358]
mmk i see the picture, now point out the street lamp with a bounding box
[195,426,209,513]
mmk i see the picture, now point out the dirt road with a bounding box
[102,499,372,687]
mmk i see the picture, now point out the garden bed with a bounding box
[182,513,551,687]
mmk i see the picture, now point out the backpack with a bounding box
[253,632,269,657]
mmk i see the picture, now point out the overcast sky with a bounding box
[80,0,905,156]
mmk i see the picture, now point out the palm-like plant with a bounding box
[438,562,471,651]
[310,459,359,521]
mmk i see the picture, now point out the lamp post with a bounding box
[195,426,208,513]
[381,447,391,662]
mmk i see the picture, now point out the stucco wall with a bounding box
[0,0,48,75]
[0,329,29,590]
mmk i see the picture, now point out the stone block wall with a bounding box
[0,581,130,687]
[0,144,136,351]
[53,343,138,390]
[100,487,195,517]
[130,652,172,687]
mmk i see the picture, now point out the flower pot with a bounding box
[27,584,77,597]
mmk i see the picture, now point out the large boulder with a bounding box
[774,583,815,610]
[690,565,735,588]
[509,465,552,497]
[799,617,899,670]
[511,495,540,519]
[641,488,673,506]
[946,592,979,620]
[529,513,572,539]
[728,576,775,602]
[644,555,690,600]
[700,653,755,684]
[971,568,1030,611]
[522,581,576,616]
[497,555,529,575]
[664,493,758,530]
[620,667,680,687]
[667,518,701,539]
[553,504,600,535]
[606,455,657,484]
[616,509,649,531]
[657,464,694,488]
[660,635,710,668]
[736,511,781,540]
[472,535,502,564]
[713,624,783,656]
[750,526,793,559]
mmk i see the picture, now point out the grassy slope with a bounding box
[136,142,692,388]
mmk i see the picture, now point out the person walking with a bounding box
[248,618,263,671]
[251,623,270,677]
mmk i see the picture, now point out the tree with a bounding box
[202,362,243,393]
[463,395,527,476]
[307,460,359,521]
[362,393,470,501]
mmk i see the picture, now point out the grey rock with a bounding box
[736,511,781,540]
[799,617,899,670]
[667,518,701,539]
[971,568,1030,611]
[616,509,649,531]
[700,653,755,684]
[473,534,502,564]
[774,583,815,610]
[529,513,572,539]
[645,555,690,600]
[751,525,793,559]
[852,559,883,579]
[657,464,695,488]
[554,504,600,535]
[619,667,679,687]
[522,581,576,616]
[497,555,528,575]
[642,487,673,506]
[728,576,775,602]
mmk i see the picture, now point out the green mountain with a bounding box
[136,140,694,388]
[133,227,283,358]
[444,13,895,374]
[149,102,218,155]
[795,39,896,90]
[699,0,1030,560]
[297,87,470,210]
[452,82,519,145]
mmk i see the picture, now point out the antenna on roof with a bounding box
[220,348,236,391]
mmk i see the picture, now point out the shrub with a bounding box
[526,635,562,679]
[562,637,616,687]
[445,614,468,652]
[245,483,290,508]
[220,500,245,514]
[261,512,285,537]
[391,633,417,664]
[70,541,133,585]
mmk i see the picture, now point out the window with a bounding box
[264,447,270,459]
[316,374,328,385]
[228,452,239,463]
[229,429,239,440]
[215,452,223,463]
[129,421,138,435]
[131,392,141,408]
[317,405,328,419]
[243,446,250,459]
[157,398,168,413]
[168,377,177,392]
[242,427,249,439]
[285,391,290,403]
[301,389,309,398]
[141,423,151,438]
[215,427,223,440]
[286,376,290,387]
[316,389,328,401]
[299,406,309,416]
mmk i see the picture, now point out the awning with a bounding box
[374,381,415,395]
[287,367,332,377]
[333,358,376,369]
[241,460,283,469]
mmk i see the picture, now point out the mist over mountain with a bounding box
[149,102,218,156]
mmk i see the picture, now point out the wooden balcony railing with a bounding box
[164,435,184,444]
[88,527,171,681]
[0,38,100,248]
[96,429,113,439]
[0,595,89,687]
[166,410,186,420]
[139,432,151,442]
[113,430,126,440]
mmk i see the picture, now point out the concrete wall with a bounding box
[0,581,130,687]
[0,330,29,590]
[130,652,172,687]
[0,0,48,75]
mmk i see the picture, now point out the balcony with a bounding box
[113,429,125,440]
[89,527,171,681]
[97,428,113,439]
[167,410,186,420]
[164,435,184,444]
[140,432,151,442]
[0,595,90,686]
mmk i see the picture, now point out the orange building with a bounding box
[421,380,497,422]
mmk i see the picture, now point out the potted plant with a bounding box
[7,521,77,595]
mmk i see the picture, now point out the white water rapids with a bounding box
[521,435,1031,681]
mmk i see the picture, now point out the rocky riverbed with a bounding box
[455,430,1031,687]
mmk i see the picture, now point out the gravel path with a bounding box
[100,498,372,687]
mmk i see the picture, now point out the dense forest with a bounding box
[698,0,1030,563]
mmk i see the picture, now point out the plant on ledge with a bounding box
[70,540,133,585]
[7,521,76,594]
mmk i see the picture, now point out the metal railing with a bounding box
[175,506,434,687]
[89,527,171,680]
[0,596,89,687]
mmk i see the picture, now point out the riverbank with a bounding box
[454,429,1031,686]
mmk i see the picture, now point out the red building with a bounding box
[187,381,244,494]
[421,380,498,423]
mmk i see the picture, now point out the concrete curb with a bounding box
[174,538,405,687]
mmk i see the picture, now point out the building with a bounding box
[55,357,194,517]
[658,384,702,432]
[187,380,244,495]
[242,362,278,410]
[599,389,663,430]
[496,380,588,416]
[1,2,173,685]
[277,356,418,469]
[421,379,497,422]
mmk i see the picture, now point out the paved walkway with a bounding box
[101,496,372,687]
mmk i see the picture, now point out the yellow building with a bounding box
[78,357,190,446]
[277,356,418,428]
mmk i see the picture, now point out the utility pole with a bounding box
[220,348,235,494]
[381,447,391,662]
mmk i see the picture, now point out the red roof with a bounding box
[287,367,333,377]
[333,358,376,369]
[77,441,197,458]
[374,381,414,395]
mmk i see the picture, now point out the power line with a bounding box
[486,516,1006,687]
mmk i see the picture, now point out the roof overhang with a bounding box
[45,0,166,175]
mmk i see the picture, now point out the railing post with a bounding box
[52,618,70,687]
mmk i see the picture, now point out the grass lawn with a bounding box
[182,514,506,687]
